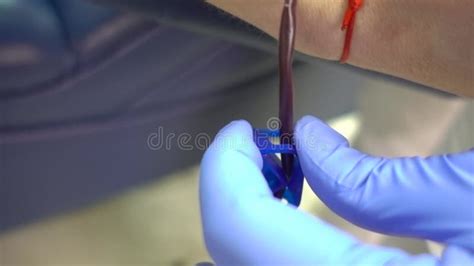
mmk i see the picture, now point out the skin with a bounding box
[207,0,473,97]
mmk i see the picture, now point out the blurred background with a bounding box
[1,0,473,265]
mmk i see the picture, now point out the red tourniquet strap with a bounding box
[340,0,363,63]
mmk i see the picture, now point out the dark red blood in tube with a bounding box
[279,0,297,180]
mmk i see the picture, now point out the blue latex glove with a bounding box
[200,119,474,265]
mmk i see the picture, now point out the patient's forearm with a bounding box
[207,0,473,97]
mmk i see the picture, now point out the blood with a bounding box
[278,0,297,181]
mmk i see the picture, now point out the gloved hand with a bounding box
[199,118,474,265]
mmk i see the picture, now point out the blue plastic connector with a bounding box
[253,128,304,206]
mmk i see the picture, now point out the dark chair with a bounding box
[1,0,356,231]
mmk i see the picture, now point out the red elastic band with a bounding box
[340,0,363,63]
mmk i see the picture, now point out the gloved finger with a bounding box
[294,115,474,249]
[200,120,441,265]
[440,246,474,265]
[200,120,268,204]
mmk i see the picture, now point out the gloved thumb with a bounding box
[294,115,474,249]
[294,115,385,225]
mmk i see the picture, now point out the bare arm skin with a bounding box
[207,0,473,97]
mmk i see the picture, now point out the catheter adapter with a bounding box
[253,128,304,206]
